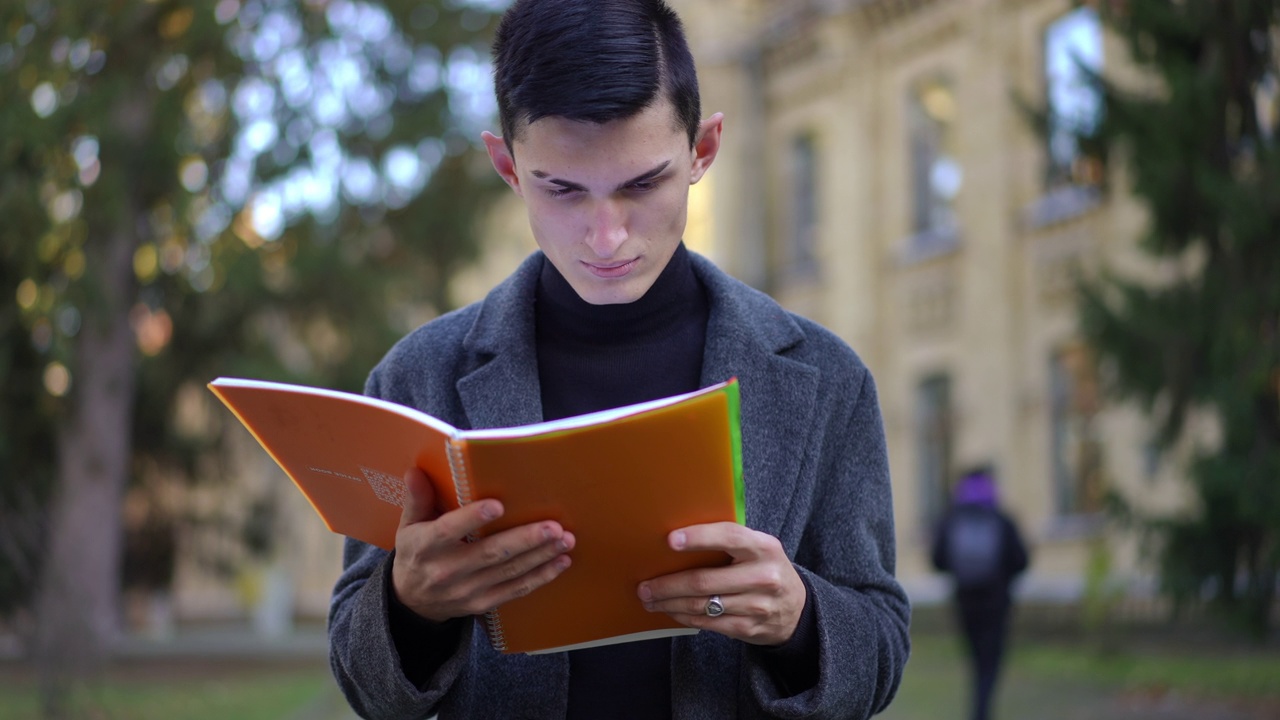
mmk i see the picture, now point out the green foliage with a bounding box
[0,0,505,619]
[1077,0,1280,636]
[1080,538,1125,649]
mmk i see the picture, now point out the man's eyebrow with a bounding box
[616,161,671,190]
[530,160,672,192]
[530,171,587,192]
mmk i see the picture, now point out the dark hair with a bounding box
[492,0,701,152]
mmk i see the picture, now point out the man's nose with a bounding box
[584,198,628,257]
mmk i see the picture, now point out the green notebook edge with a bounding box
[724,378,746,526]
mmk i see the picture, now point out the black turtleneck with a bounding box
[536,243,708,720]
[535,243,709,420]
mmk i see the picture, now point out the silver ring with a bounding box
[705,595,724,617]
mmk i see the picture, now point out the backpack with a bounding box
[945,508,1004,589]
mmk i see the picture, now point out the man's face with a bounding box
[484,100,722,305]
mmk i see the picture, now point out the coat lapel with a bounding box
[455,254,545,430]
[692,255,820,543]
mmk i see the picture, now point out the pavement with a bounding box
[113,623,331,661]
[0,623,328,663]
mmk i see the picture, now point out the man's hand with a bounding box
[637,523,805,646]
[391,467,575,622]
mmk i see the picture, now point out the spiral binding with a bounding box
[444,438,474,510]
[482,609,508,652]
[445,437,509,652]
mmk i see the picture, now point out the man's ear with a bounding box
[482,131,522,196]
[690,113,724,185]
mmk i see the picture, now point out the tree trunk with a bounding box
[34,228,137,718]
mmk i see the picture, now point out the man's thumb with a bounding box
[399,467,438,527]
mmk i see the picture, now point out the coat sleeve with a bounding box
[328,539,476,719]
[744,368,911,719]
[326,370,475,719]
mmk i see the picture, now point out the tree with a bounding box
[1077,0,1280,636]
[0,0,505,714]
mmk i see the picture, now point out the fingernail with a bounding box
[638,583,652,601]
[542,525,554,540]
[555,555,571,570]
[643,602,655,612]
[480,502,498,520]
[556,539,569,552]
[671,531,686,550]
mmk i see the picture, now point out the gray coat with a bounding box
[329,252,910,719]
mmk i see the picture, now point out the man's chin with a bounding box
[571,277,652,306]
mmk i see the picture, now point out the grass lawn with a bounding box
[1,628,1277,720]
[0,658,334,720]
[880,627,1280,720]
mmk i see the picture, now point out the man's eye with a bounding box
[545,187,578,198]
[628,180,658,193]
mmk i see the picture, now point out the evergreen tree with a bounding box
[1079,0,1280,636]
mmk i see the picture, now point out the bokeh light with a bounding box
[16,279,38,310]
[130,305,174,357]
[43,361,70,397]
[134,244,159,283]
[180,158,209,193]
[30,81,57,117]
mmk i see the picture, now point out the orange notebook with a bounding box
[207,377,745,654]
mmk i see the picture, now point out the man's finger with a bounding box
[399,467,439,527]
[639,564,755,603]
[669,522,767,560]
[465,529,576,588]
[423,498,509,548]
[476,552,574,612]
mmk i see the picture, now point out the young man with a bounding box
[328,1,909,717]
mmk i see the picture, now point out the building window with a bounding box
[1045,6,1105,188]
[915,373,954,526]
[788,133,818,275]
[1049,344,1104,516]
[905,77,961,261]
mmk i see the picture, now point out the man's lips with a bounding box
[583,258,639,278]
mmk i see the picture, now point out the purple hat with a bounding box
[954,469,998,507]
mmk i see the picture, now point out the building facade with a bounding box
[670,0,1191,603]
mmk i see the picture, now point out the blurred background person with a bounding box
[931,465,1029,720]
